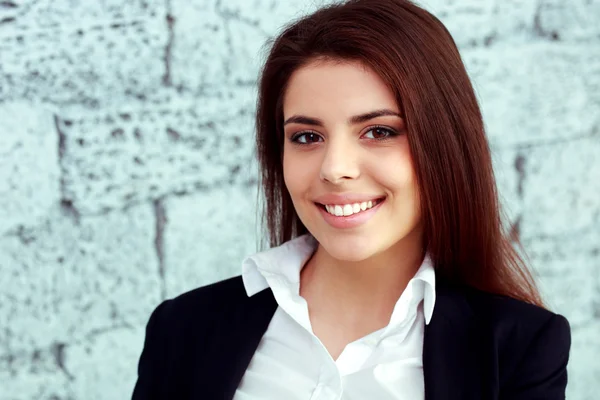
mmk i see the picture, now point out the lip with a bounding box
[313,193,385,206]
[316,197,385,229]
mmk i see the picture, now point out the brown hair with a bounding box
[255,0,543,307]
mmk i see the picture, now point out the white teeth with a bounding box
[323,199,382,217]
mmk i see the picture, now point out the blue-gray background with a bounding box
[0,0,598,399]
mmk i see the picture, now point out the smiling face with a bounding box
[282,59,423,262]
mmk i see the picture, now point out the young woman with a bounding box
[132,1,571,399]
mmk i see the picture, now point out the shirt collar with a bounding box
[242,234,318,296]
[241,233,436,324]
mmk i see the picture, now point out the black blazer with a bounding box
[132,275,571,400]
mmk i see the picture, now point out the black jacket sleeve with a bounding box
[500,313,571,400]
[131,300,172,400]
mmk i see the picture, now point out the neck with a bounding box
[300,231,425,326]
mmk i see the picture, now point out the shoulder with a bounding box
[168,274,247,309]
[461,285,571,345]
[139,275,252,362]
[154,275,248,327]
[133,276,254,397]
[454,284,571,394]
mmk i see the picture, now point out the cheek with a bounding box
[282,157,294,195]
[283,151,312,197]
[370,152,416,190]
[390,163,421,216]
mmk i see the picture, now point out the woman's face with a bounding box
[282,59,423,262]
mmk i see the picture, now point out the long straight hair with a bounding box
[255,0,543,307]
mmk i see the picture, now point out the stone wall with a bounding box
[0,0,598,398]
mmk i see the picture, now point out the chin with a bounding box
[316,232,381,262]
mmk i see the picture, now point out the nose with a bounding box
[319,135,360,185]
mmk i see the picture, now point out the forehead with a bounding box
[283,59,399,118]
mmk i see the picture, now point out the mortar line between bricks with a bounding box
[494,130,599,151]
[54,114,81,222]
[162,0,174,86]
[0,17,150,40]
[54,114,66,177]
[532,3,561,42]
[514,152,526,199]
[54,114,69,203]
[154,199,167,300]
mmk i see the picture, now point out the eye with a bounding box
[363,126,398,140]
[291,132,323,144]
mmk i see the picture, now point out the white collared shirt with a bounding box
[234,234,436,400]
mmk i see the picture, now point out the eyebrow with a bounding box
[283,109,402,127]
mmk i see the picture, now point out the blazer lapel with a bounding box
[423,281,489,400]
[210,287,278,399]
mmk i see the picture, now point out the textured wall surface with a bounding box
[0,0,598,399]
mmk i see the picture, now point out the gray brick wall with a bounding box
[0,0,598,399]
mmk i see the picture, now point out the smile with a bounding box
[315,197,386,229]
[320,198,385,217]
